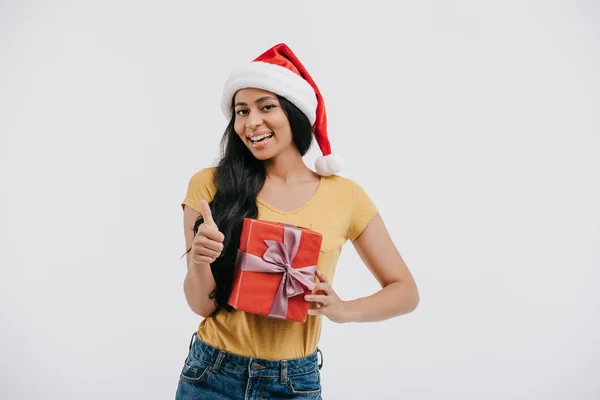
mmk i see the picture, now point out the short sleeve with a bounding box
[181,168,216,213]
[346,180,379,242]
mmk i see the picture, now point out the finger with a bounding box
[195,246,220,260]
[192,255,215,265]
[195,238,223,253]
[198,227,225,244]
[199,199,216,227]
[312,282,330,294]
[304,294,328,304]
[316,270,328,283]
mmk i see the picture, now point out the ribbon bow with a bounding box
[234,224,317,319]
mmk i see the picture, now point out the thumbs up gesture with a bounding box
[191,199,225,265]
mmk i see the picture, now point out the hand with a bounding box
[305,270,354,323]
[191,199,225,265]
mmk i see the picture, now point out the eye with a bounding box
[235,109,248,116]
[262,104,276,111]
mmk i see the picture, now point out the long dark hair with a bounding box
[186,94,314,314]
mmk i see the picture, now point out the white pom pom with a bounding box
[315,154,344,176]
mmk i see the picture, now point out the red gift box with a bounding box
[227,218,322,322]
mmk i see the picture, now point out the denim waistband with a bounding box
[187,332,323,379]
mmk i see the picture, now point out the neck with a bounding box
[264,149,316,184]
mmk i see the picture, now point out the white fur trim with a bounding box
[315,154,344,176]
[221,61,317,124]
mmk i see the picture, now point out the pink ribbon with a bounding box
[235,224,317,319]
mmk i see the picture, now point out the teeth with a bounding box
[248,133,273,142]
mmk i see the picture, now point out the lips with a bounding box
[246,131,274,149]
[246,131,274,144]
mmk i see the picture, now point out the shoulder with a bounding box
[183,167,217,207]
[186,167,217,194]
[324,174,377,214]
[322,174,367,196]
[189,167,216,183]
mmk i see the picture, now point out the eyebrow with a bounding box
[234,96,278,107]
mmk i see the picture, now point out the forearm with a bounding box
[345,281,419,323]
[183,262,217,317]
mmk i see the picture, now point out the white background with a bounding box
[1,1,599,399]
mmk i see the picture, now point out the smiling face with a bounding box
[233,88,296,161]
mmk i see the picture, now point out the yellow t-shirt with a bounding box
[181,167,378,360]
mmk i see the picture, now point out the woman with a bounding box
[176,43,419,399]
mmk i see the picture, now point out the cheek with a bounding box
[234,120,245,138]
[273,115,293,140]
[279,125,294,143]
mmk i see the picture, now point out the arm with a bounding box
[182,205,218,318]
[306,213,419,323]
[345,213,419,322]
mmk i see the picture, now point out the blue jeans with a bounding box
[175,333,323,399]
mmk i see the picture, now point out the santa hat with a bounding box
[221,43,344,176]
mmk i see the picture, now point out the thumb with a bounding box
[199,199,216,227]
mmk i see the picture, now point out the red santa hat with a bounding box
[221,43,344,176]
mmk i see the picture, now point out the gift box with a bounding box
[228,218,322,322]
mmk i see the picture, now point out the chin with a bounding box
[247,148,276,161]
[254,153,276,161]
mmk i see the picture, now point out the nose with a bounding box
[245,113,263,130]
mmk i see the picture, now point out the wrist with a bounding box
[342,300,359,323]
[187,261,211,274]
